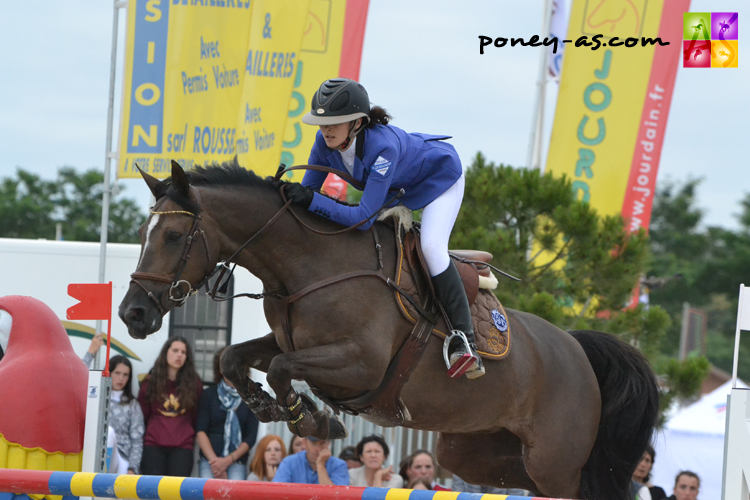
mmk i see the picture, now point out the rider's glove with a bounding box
[283,182,314,209]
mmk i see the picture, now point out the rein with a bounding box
[130,164,411,315]
[274,164,404,236]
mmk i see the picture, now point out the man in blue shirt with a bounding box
[272,436,349,485]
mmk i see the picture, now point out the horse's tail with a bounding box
[569,330,660,500]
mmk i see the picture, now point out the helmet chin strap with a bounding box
[333,120,361,151]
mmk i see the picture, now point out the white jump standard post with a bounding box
[721,283,750,500]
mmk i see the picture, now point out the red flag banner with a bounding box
[67,283,113,321]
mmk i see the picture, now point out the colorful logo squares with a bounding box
[683,12,738,68]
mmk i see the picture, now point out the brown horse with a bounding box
[119,161,659,500]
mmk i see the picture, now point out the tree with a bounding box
[0,170,59,239]
[0,167,144,243]
[56,167,143,243]
[452,153,655,326]
[648,181,750,382]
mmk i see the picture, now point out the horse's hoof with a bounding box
[310,411,348,440]
[324,412,348,439]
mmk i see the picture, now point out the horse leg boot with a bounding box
[220,335,287,422]
[280,387,347,440]
[432,260,485,379]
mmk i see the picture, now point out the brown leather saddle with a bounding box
[399,229,512,359]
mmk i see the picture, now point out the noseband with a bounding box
[130,188,212,314]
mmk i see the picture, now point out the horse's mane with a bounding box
[162,158,276,214]
[162,158,354,215]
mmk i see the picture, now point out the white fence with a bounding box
[721,284,750,500]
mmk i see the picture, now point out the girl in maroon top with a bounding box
[138,336,203,477]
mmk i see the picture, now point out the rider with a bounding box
[280,78,484,380]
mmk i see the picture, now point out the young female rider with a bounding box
[281,78,484,379]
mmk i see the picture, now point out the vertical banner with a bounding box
[118,0,370,180]
[280,0,370,197]
[237,0,311,169]
[545,0,689,228]
[118,0,253,178]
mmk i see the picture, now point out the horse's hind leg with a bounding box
[436,430,540,495]
[221,333,286,422]
[266,340,387,440]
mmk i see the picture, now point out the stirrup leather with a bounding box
[443,330,479,378]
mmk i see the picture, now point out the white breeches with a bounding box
[420,172,465,277]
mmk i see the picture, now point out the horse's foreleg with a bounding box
[221,333,286,423]
[266,340,381,440]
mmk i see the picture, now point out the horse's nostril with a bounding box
[126,307,145,324]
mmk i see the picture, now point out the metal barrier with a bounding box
[0,469,555,500]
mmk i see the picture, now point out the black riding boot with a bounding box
[431,261,485,379]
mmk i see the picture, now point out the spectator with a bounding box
[338,446,361,470]
[452,474,531,496]
[138,336,203,477]
[196,348,259,480]
[632,480,652,500]
[273,436,349,485]
[399,450,449,491]
[248,434,286,481]
[668,471,699,500]
[81,332,105,369]
[348,435,403,488]
[107,355,144,475]
[633,445,667,500]
[407,478,432,490]
[288,435,306,456]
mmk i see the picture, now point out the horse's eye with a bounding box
[166,231,182,242]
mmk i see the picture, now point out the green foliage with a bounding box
[0,167,144,243]
[647,179,750,383]
[0,170,59,239]
[452,153,651,327]
[654,355,712,424]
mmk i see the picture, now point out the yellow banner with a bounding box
[280,0,349,181]
[237,0,311,169]
[118,0,309,179]
[545,0,665,216]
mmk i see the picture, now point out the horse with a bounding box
[119,160,659,500]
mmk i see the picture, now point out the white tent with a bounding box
[651,379,747,500]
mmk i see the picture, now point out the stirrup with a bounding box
[443,330,479,378]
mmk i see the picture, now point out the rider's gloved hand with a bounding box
[283,182,314,209]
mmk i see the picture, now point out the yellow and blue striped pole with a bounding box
[0,469,568,500]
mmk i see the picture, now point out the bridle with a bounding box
[130,188,213,315]
[129,165,403,314]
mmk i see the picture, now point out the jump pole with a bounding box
[0,469,568,500]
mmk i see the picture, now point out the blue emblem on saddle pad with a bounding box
[492,309,508,332]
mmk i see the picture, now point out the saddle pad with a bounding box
[394,248,511,361]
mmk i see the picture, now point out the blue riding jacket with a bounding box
[302,124,463,229]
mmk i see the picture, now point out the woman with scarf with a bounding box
[196,347,259,479]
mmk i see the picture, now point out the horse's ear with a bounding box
[171,160,190,197]
[138,165,166,200]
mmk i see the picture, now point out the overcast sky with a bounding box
[1,0,747,229]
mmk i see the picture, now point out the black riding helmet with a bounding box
[302,78,371,127]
